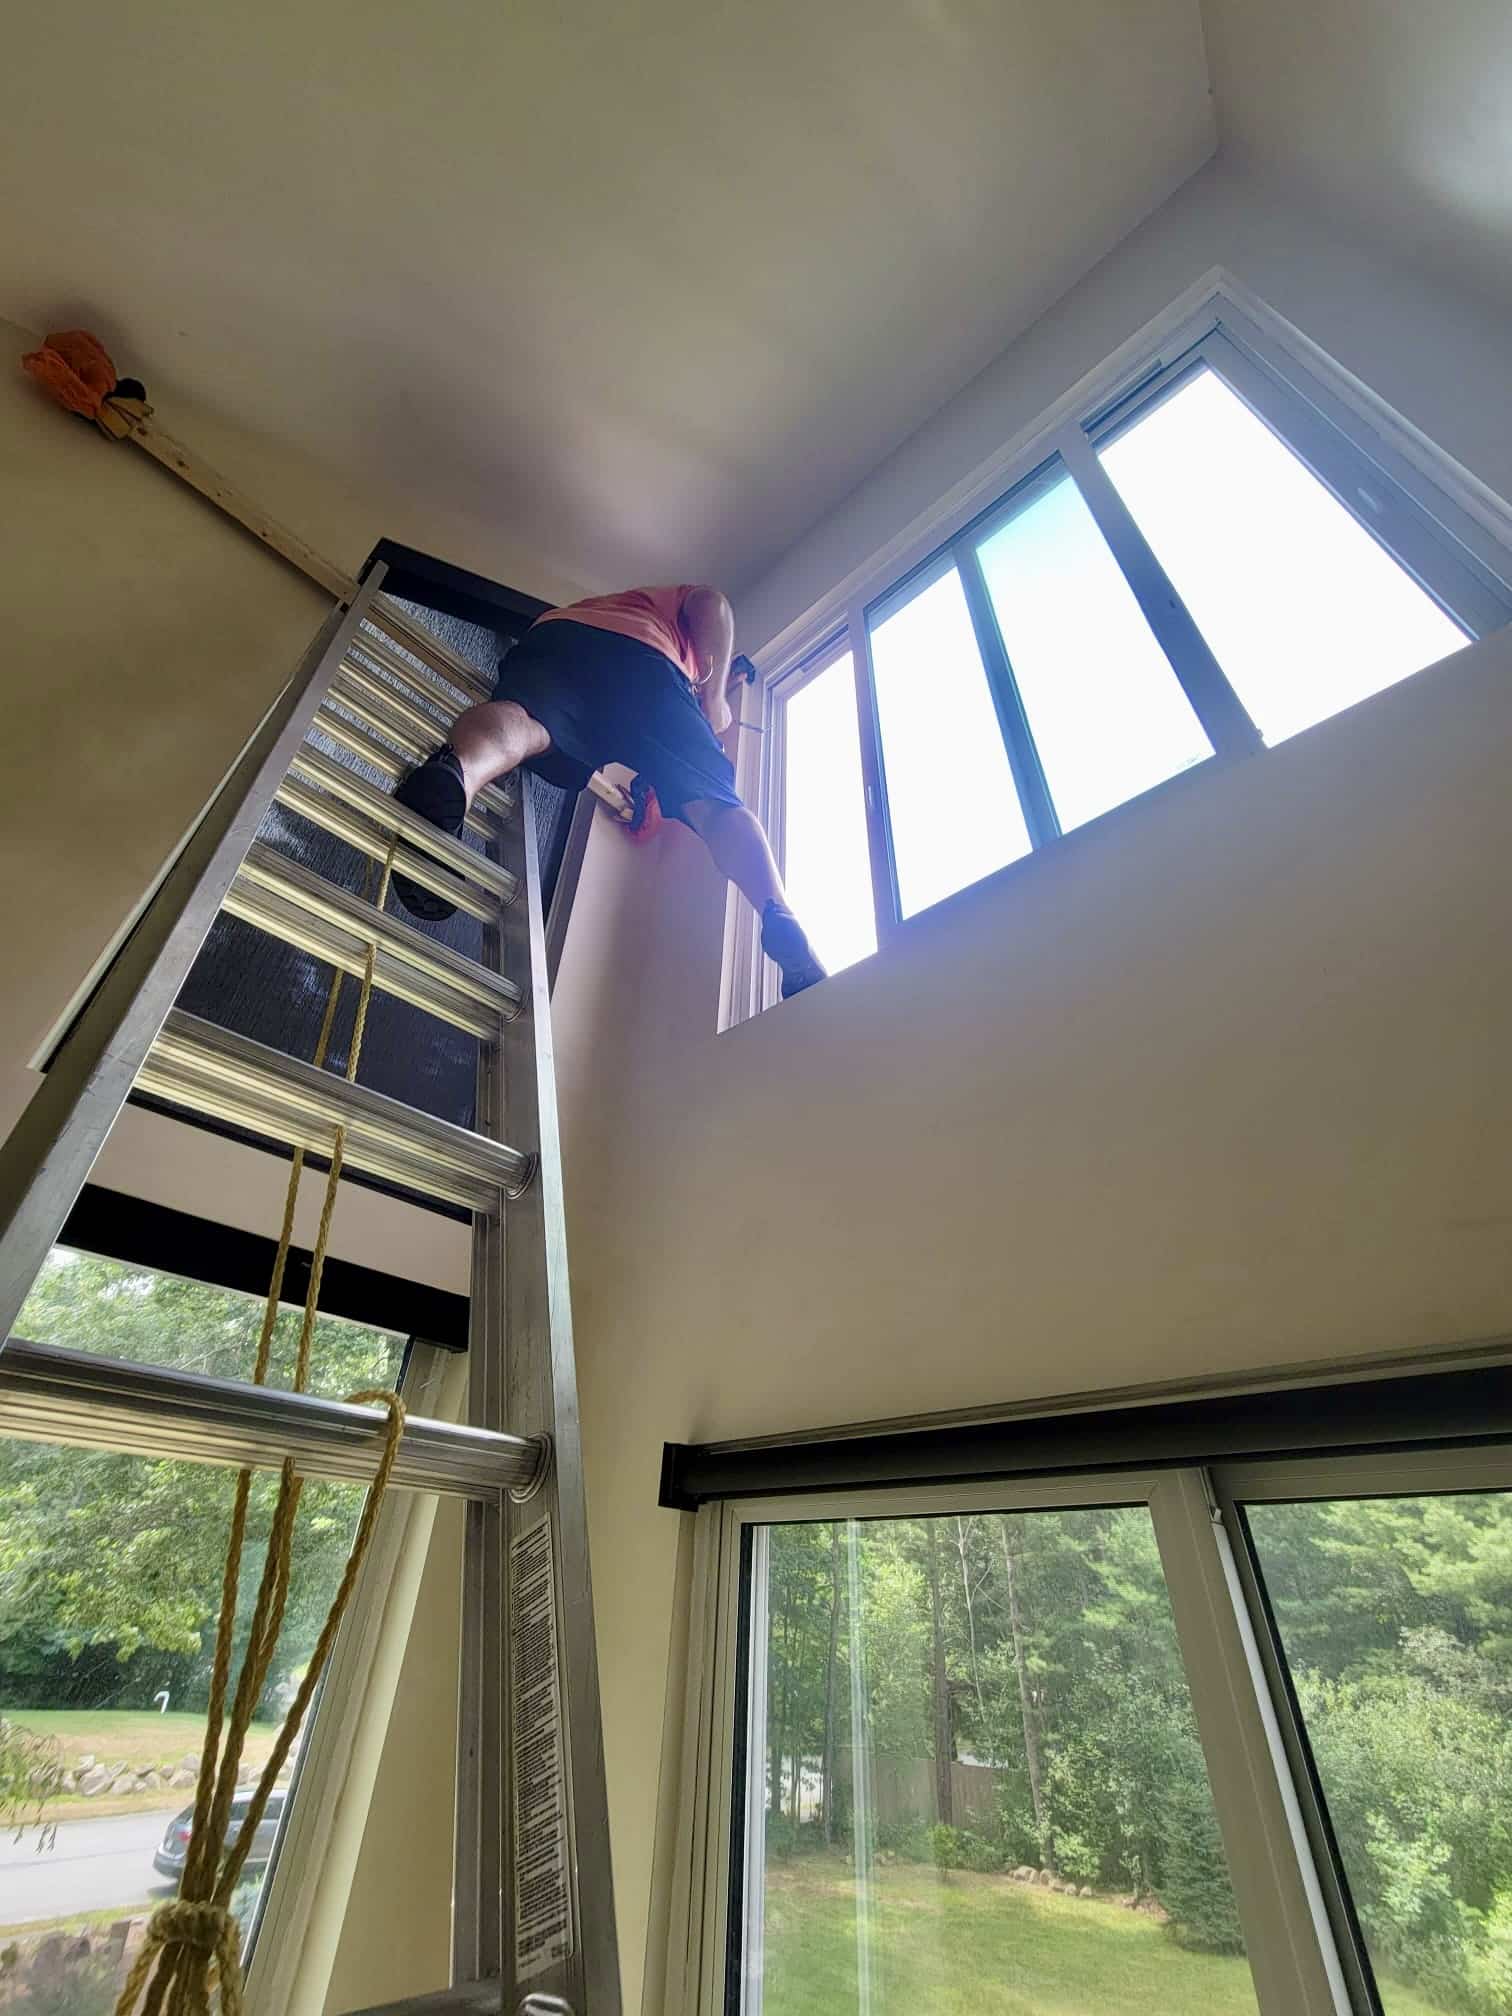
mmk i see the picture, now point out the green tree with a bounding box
[0,1253,399,1715]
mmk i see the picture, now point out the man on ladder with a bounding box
[391,583,829,999]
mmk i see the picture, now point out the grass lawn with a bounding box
[6,1709,279,1820]
[762,1856,1451,2016]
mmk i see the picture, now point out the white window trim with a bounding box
[665,1468,1356,2016]
[665,1439,1512,2016]
[721,268,1512,1031]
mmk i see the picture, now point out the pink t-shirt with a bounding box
[535,586,702,683]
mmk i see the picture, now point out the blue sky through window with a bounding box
[976,472,1211,830]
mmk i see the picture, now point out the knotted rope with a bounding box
[116,840,404,2016]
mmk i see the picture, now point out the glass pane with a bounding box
[14,1247,406,1402]
[868,571,1032,917]
[1099,366,1470,746]
[975,471,1212,831]
[0,1440,381,2011]
[782,654,877,976]
[1246,1490,1512,2016]
[747,1510,1259,2015]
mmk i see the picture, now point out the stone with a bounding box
[105,1759,131,1784]
[1011,1866,1033,1882]
[77,1754,96,1771]
[137,1770,161,1791]
[1079,1885,1094,1898]
[79,1766,112,1797]
[60,1771,76,1793]
[30,1935,66,1983]
[1035,1868,1055,1887]
[171,1767,197,1788]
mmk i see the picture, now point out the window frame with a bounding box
[1212,1445,1512,2016]
[725,272,1512,1027]
[670,1465,1363,2016]
[668,1435,1512,2016]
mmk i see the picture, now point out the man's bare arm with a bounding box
[685,587,736,734]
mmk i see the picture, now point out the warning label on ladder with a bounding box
[510,1513,574,1981]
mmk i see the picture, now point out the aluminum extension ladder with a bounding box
[0,565,621,2016]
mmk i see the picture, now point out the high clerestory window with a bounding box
[731,286,1512,1018]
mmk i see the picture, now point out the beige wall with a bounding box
[737,160,1512,639]
[322,1498,464,2014]
[551,161,1512,2007]
[0,311,583,1149]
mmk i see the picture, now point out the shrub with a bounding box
[1465,1891,1512,2016]
[875,1815,931,1862]
[0,1715,61,1835]
[1153,1769,1246,1955]
[927,1824,1004,1874]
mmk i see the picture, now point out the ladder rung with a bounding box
[349,630,481,716]
[227,843,522,1038]
[367,594,497,705]
[274,777,498,924]
[314,703,497,843]
[137,1011,534,1212]
[0,1335,540,1502]
[287,746,517,905]
[329,663,514,820]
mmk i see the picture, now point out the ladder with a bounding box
[0,565,621,2016]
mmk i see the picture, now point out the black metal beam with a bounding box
[659,1363,1512,1510]
[360,539,549,639]
[57,1183,469,1352]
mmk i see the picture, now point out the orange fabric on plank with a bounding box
[535,584,703,684]
[21,329,118,418]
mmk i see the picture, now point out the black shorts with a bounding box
[491,620,741,825]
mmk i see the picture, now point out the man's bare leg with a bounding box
[681,799,787,913]
[449,699,552,803]
[683,798,827,997]
[390,699,550,921]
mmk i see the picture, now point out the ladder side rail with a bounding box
[0,568,389,1344]
[497,791,622,2014]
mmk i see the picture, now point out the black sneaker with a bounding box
[391,748,466,921]
[761,901,828,999]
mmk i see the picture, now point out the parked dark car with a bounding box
[153,1788,286,1883]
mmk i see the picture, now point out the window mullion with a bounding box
[953,541,1061,848]
[1213,1479,1386,2015]
[1058,426,1265,761]
[846,599,903,944]
[1148,1470,1354,2016]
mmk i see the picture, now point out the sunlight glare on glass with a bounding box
[869,569,1032,917]
[1099,368,1469,745]
[782,653,877,975]
[976,472,1211,830]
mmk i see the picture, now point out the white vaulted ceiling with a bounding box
[0,0,1214,595]
[1202,0,1512,318]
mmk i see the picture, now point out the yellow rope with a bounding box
[117,838,402,2016]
